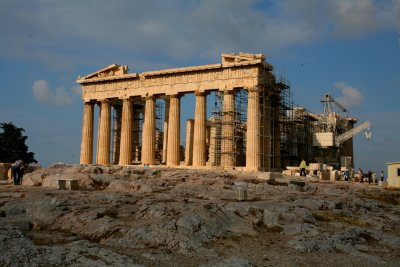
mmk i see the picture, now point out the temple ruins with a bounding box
[77,52,361,172]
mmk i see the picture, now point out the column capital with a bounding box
[194,90,206,96]
[121,97,132,103]
[166,93,181,98]
[220,87,235,94]
[145,95,155,101]
[247,86,260,92]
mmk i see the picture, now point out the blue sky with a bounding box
[0,0,399,173]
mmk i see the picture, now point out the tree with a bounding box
[0,122,37,164]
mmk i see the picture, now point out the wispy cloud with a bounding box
[1,0,399,68]
[334,81,365,109]
[32,80,80,106]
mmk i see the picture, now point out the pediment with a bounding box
[78,64,129,81]
[221,52,265,64]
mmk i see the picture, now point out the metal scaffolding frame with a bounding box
[209,89,248,167]
[154,99,164,164]
[132,101,144,163]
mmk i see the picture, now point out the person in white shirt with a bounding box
[11,159,25,185]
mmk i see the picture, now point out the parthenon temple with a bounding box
[77,52,356,172]
[77,52,285,171]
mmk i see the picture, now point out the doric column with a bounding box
[246,87,260,171]
[141,96,155,165]
[221,90,235,168]
[192,91,207,167]
[96,99,111,165]
[119,98,133,165]
[166,94,180,166]
[80,102,94,164]
[162,98,170,164]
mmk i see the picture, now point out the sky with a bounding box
[0,0,399,173]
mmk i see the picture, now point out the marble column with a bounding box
[221,90,235,168]
[96,100,111,165]
[162,98,170,164]
[119,98,133,165]
[192,91,207,167]
[167,94,180,166]
[80,102,94,164]
[141,96,156,165]
[246,87,260,171]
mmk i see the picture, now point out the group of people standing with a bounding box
[299,159,385,183]
[357,168,385,184]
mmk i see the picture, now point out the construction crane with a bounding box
[322,93,347,113]
[335,120,371,147]
[320,93,346,132]
[312,93,372,147]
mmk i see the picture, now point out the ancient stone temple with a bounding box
[77,53,286,172]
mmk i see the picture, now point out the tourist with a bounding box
[344,169,350,181]
[367,170,372,184]
[299,159,307,177]
[380,171,384,182]
[12,159,25,185]
[358,168,363,183]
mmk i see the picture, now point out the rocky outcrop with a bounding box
[1,164,400,266]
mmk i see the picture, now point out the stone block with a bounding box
[309,163,322,171]
[257,172,282,181]
[289,180,305,187]
[69,180,79,190]
[58,180,67,190]
[0,163,12,180]
[330,170,339,181]
[318,170,329,180]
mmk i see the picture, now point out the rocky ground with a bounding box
[1,163,400,266]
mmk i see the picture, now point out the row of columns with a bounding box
[80,88,261,171]
[80,95,181,167]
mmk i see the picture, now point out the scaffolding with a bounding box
[154,99,164,164]
[210,91,223,166]
[209,90,248,168]
[132,101,144,163]
[234,90,247,166]
[277,76,295,169]
[111,101,122,165]
[258,83,268,172]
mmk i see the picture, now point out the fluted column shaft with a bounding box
[246,88,260,171]
[192,92,207,167]
[80,102,94,164]
[221,90,235,168]
[96,100,111,165]
[119,98,133,165]
[141,96,156,165]
[166,95,180,166]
